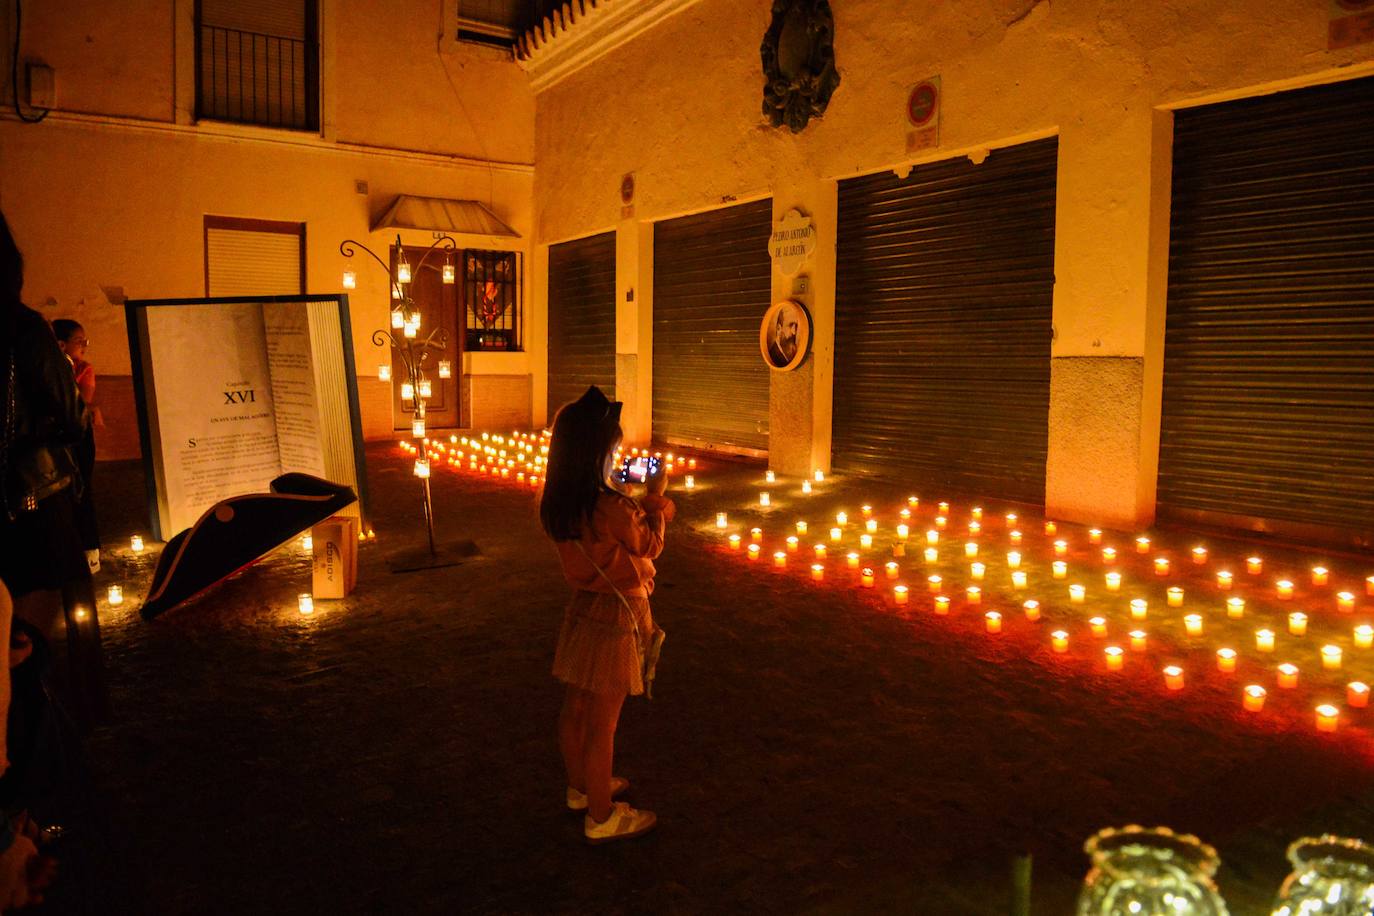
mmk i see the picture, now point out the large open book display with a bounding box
[126,295,369,545]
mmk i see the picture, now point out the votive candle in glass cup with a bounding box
[1089,528,1103,545]
[1192,546,1208,565]
[747,544,761,561]
[811,563,824,582]
[1277,579,1294,599]
[966,586,982,605]
[1105,572,1121,592]
[1277,663,1299,689]
[1129,630,1148,652]
[934,595,951,614]
[935,516,947,530]
[1007,551,1022,569]
[836,511,848,527]
[1185,614,1203,636]
[1216,571,1233,590]
[1247,556,1263,575]
[865,519,878,534]
[1348,681,1370,708]
[1288,612,1307,636]
[1011,571,1027,589]
[860,534,873,550]
[298,593,313,615]
[1355,625,1373,649]
[1052,561,1067,579]
[1023,600,1041,621]
[1136,536,1151,554]
[1243,685,1266,712]
[926,530,940,546]
[965,542,979,558]
[1090,617,1107,637]
[1167,587,1184,607]
[1337,591,1355,612]
[786,536,799,553]
[1045,520,1057,535]
[1051,630,1068,653]
[1069,584,1085,603]
[971,562,986,581]
[985,611,1002,634]
[923,547,938,563]
[847,552,861,570]
[728,534,741,551]
[130,535,145,553]
[1154,557,1170,577]
[971,506,983,521]
[1216,648,1237,673]
[1102,547,1117,564]
[1009,530,1023,546]
[927,575,942,593]
[831,527,843,542]
[1227,597,1245,619]
[1130,598,1148,620]
[813,543,827,559]
[1256,628,1276,652]
[107,585,124,606]
[773,551,787,568]
[885,561,900,580]
[893,584,909,605]
[938,501,950,515]
[751,527,763,542]
[1316,704,1340,733]
[1105,646,1125,670]
[796,520,809,535]
[861,567,875,588]
[1322,645,1342,670]
[1312,566,1329,586]
[1163,665,1185,690]
[1054,540,1068,557]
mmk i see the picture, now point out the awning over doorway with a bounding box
[370,195,520,239]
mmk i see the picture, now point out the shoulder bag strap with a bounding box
[573,540,645,660]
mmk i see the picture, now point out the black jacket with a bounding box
[3,305,84,510]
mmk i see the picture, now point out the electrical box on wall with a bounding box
[26,63,55,109]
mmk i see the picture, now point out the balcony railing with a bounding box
[197,24,318,131]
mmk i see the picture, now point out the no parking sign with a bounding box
[906,76,941,153]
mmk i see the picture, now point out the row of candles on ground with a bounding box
[713,503,1371,733]
[398,432,702,489]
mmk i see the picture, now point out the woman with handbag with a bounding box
[0,212,106,733]
[539,385,671,845]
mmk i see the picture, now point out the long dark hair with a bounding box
[0,212,23,336]
[539,396,622,542]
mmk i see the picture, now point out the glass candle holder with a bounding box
[1271,835,1374,915]
[1023,600,1040,621]
[1077,825,1227,916]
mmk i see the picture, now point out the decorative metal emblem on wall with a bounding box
[760,0,840,133]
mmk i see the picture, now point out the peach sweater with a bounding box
[555,490,676,598]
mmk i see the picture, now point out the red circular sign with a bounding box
[907,81,939,127]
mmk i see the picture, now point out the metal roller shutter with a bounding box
[547,232,617,418]
[1158,76,1374,544]
[653,199,773,453]
[833,139,1058,504]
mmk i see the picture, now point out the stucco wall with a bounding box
[1,0,537,455]
[532,0,1374,526]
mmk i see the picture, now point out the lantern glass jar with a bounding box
[1077,825,1228,916]
[1271,835,1374,916]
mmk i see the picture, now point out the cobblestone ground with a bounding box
[36,444,1374,914]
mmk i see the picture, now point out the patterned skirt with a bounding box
[552,590,654,697]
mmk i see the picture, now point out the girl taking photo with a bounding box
[539,386,671,844]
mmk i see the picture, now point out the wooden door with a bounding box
[391,243,461,430]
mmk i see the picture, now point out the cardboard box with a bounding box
[311,516,358,599]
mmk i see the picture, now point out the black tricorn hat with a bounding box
[571,385,622,423]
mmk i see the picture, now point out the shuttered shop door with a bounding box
[833,139,1057,504]
[547,232,617,418]
[1158,76,1374,542]
[652,199,772,452]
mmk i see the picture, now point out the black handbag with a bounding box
[2,351,78,519]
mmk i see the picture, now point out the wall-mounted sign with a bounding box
[760,298,812,372]
[769,209,817,276]
[906,75,941,154]
[1330,0,1374,48]
[620,172,635,219]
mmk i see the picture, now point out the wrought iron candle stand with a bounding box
[340,234,479,571]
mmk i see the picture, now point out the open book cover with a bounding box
[126,295,369,541]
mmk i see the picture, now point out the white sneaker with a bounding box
[566,776,629,811]
[584,801,656,844]
[85,549,100,574]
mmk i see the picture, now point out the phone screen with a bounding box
[617,456,659,484]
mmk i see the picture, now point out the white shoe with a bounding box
[584,801,656,844]
[85,549,101,574]
[566,776,629,811]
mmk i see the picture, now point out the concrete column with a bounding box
[615,220,653,447]
[1045,107,1173,529]
[528,241,550,428]
[768,180,837,477]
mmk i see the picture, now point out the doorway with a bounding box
[391,242,461,430]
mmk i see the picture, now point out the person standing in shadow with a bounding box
[52,320,101,576]
[0,213,106,734]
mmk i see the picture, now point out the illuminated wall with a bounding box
[0,0,537,455]
[529,0,1374,527]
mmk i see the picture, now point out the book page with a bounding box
[144,303,282,534]
[263,302,327,479]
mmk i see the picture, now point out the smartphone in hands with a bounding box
[615,455,660,484]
